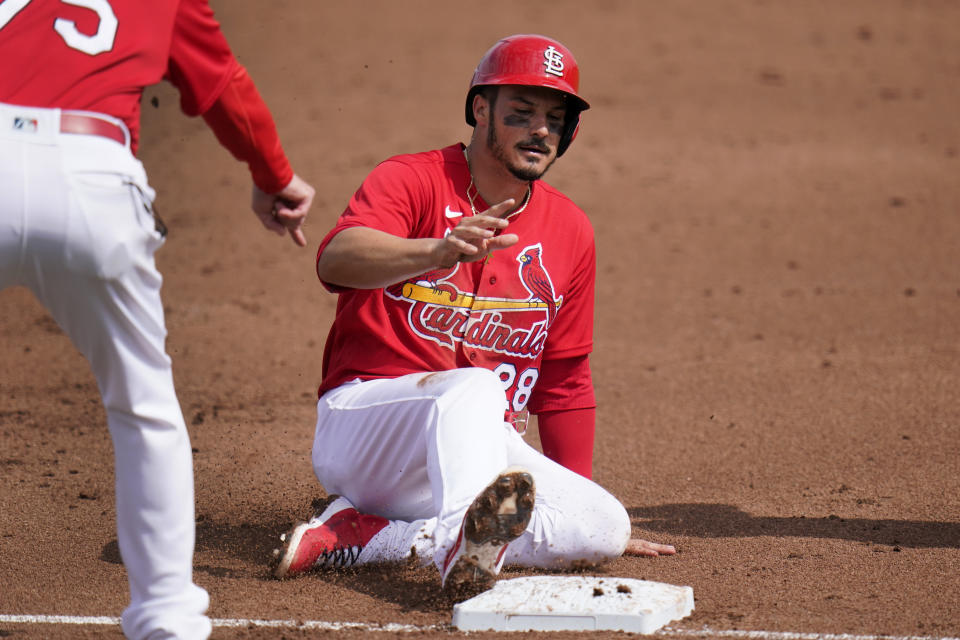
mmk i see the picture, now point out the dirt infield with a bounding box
[2,1,958,638]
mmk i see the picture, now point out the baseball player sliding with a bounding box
[0,1,313,638]
[272,34,673,597]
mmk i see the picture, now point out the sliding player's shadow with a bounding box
[628,503,960,549]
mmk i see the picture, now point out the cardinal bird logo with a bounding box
[517,244,559,326]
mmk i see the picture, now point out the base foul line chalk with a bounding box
[0,614,436,633]
[660,628,960,640]
[1,614,957,640]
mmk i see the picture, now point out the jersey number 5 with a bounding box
[0,0,117,55]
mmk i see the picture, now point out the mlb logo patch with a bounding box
[12,116,39,133]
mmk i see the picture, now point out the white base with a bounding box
[451,575,694,633]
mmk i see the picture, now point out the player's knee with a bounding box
[570,490,631,563]
[435,368,506,412]
[522,490,630,569]
[607,498,633,556]
[585,492,632,560]
[457,367,504,397]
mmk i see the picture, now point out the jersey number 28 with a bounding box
[0,0,117,55]
[494,363,539,412]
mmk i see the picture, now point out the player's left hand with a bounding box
[624,537,677,557]
[252,173,315,247]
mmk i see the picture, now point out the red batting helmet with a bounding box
[465,34,590,156]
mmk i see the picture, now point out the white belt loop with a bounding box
[0,102,58,144]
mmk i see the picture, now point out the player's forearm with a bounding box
[201,65,294,194]
[317,227,444,289]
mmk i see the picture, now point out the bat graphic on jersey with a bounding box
[401,282,561,314]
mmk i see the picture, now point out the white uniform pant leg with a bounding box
[312,368,631,573]
[501,427,632,568]
[84,272,210,640]
[0,109,210,640]
[312,368,512,573]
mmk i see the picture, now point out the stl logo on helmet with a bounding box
[543,46,565,77]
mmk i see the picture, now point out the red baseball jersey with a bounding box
[316,144,597,414]
[0,0,235,151]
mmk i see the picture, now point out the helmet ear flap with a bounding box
[558,110,582,157]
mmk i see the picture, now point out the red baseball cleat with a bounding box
[271,495,389,579]
[441,468,535,598]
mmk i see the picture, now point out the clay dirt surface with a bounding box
[1,1,958,638]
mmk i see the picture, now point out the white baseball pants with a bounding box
[0,102,210,640]
[312,368,631,574]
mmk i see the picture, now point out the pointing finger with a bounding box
[484,198,516,218]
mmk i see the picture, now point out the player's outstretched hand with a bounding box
[252,173,316,247]
[624,537,677,557]
[437,198,519,268]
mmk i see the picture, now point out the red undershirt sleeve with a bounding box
[538,408,596,479]
[200,64,294,195]
[529,354,597,478]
